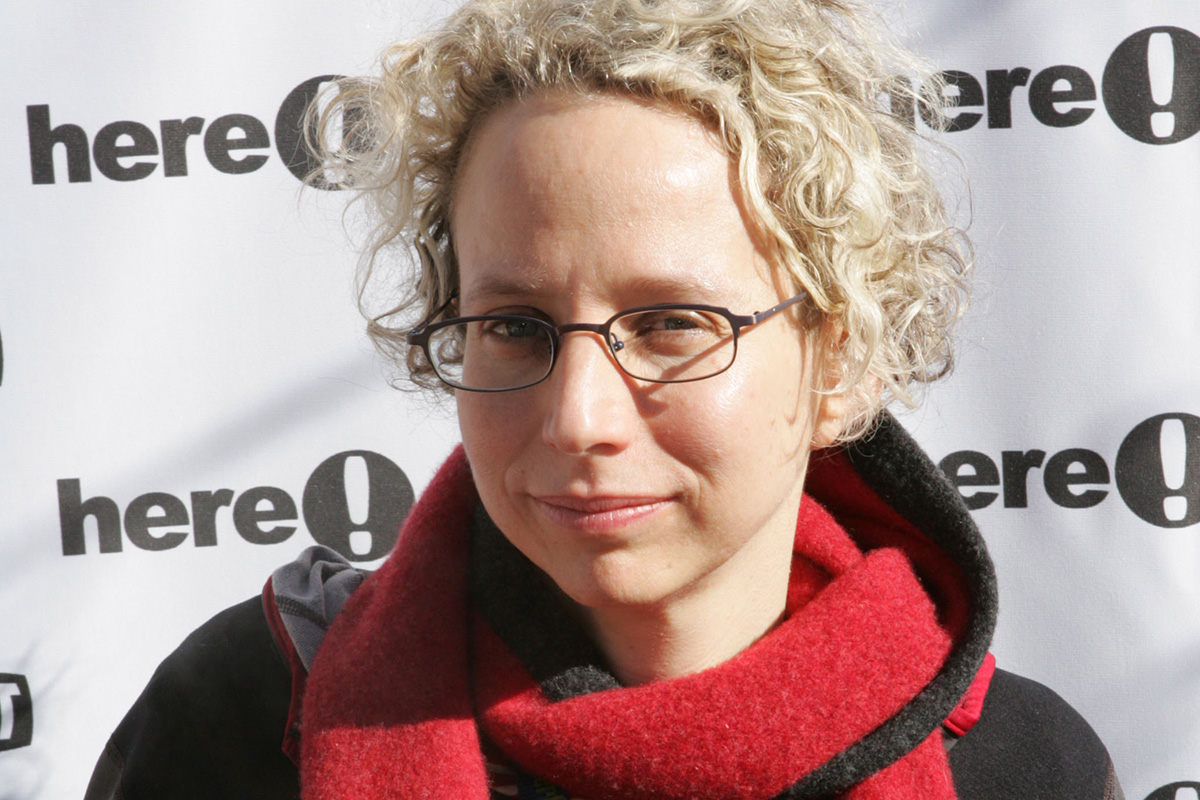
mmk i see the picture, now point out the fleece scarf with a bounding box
[302,418,994,799]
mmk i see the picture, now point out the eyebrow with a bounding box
[622,273,725,302]
[461,269,727,306]
[461,273,548,302]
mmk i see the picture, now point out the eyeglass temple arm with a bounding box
[736,290,809,328]
[406,293,460,341]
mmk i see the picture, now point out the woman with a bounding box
[88,1,1122,798]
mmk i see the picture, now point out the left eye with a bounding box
[495,319,542,338]
[660,315,699,331]
[474,316,545,338]
[628,310,720,336]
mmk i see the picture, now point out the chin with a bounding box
[549,553,682,610]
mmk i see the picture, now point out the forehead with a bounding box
[455,92,726,205]
[449,93,774,305]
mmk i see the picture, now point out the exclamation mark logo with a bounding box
[1160,418,1188,522]
[1116,413,1200,528]
[1103,26,1200,145]
[302,451,413,562]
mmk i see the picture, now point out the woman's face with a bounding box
[451,93,835,613]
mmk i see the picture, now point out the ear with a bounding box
[811,389,854,449]
[807,323,876,449]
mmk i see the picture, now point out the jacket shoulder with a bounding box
[84,595,300,800]
[85,546,368,800]
[949,668,1123,800]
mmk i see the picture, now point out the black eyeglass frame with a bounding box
[405,290,809,393]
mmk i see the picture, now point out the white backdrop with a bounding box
[2,2,1197,798]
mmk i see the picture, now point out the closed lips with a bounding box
[531,496,671,531]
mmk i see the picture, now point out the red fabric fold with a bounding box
[301,448,489,797]
[261,579,306,767]
[945,652,996,737]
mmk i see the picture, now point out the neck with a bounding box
[577,529,795,687]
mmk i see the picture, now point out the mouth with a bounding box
[530,494,671,534]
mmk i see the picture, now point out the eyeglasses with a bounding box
[406,291,809,392]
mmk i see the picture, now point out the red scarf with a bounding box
[301,448,962,799]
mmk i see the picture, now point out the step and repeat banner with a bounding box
[1,1,1197,797]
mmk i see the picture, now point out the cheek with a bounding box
[457,393,529,503]
[715,336,810,446]
[650,357,805,494]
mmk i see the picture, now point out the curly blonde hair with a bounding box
[313,0,970,441]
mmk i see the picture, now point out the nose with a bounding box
[540,330,638,456]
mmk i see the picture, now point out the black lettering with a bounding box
[938,451,1000,510]
[124,492,189,551]
[1103,26,1200,144]
[160,117,205,178]
[0,674,34,751]
[233,486,297,544]
[1116,413,1200,527]
[190,489,234,547]
[1146,782,1200,800]
[204,114,270,175]
[920,70,984,132]
[986,68,1031,128]
[276,75,339,186]
[1001,450,1046,508]
[1043,448,1109,508]
[303,451,413,562]
[57,479,122,555]
[27,105,91,184]
[1029,66,1097,127]
[92,121,159,181]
